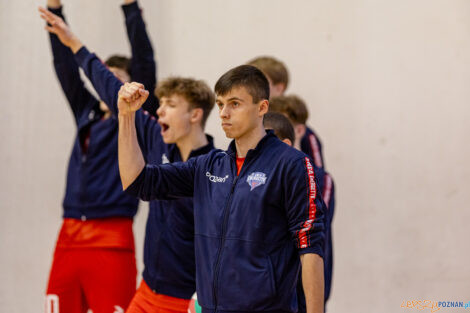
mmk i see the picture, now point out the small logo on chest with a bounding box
[246,172,267,191]
[206,172,229,183]
[162,153,170,164]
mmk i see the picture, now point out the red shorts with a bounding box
[45,218,137,313]
[126,280,190,313]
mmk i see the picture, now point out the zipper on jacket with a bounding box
[212,151,256,311]
[212,174,238,311]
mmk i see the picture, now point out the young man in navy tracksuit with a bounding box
[75,46,216,311]
[39,1,157,312]
[118,65,326,313]
[269,95,336,311]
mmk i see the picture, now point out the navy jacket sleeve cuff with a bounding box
[74,46,91,67]
[122,1,140,16]
[124,168,146,196]
[47,6,63,16]
[298,246,324,259]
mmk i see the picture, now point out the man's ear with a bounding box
[294,124,306,141]
[190,107,204,125]
[259,99,269,116]
[282,138,293,147]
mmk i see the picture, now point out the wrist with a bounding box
[47,0,61,9]
[69,37,83,54]
[118,110,136,119]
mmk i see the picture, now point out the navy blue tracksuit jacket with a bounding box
[48,3,157,219]
[127,132,326,313]
[75,46,214,299]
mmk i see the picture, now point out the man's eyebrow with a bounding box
[226,97,244,102]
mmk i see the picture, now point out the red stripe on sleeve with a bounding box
[309,134,323,168]
[298,157,318,249]
[323,174,333,209]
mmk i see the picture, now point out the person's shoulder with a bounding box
[194,148,227,163]
[269,137,307,161]
[261,140,309,173]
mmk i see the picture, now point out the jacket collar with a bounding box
[169,134,215,162]
[227,130,278,160]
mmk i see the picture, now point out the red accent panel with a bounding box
[298,157,318,248]
[309,134,323,168]
[323,174,333,209]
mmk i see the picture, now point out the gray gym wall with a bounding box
[1,0,469,312]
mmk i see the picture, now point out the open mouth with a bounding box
[159,122,170,133]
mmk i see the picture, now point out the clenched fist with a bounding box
[118,82,149,116]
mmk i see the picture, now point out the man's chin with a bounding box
[223,130,235,139]
[162,136,176,144]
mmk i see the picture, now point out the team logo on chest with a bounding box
[246,172,267,191]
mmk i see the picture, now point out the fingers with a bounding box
[44,25,56,34]
[38,7,55,23]
[39,12,54,24]
[139,89,149,96]
[130,82,145,90]
[38,6,63,26]
[119,83,149,101]
[119,83,142,102]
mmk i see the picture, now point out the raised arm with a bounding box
[74,47,122,116]
[122,0,159,115]
[118,83,195,198]
[285,157,326,313]
[75,47,163,159]
[118,82,149,189]
[39,6,97,123]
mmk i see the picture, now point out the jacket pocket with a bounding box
[216,241,277,311]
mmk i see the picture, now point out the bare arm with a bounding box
[123,0,136,4]
[301,253,324,313]
[47,0,61,9]
[118,82,149,189]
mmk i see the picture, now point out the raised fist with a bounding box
[118,82,149,115]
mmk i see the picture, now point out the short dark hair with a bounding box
[156,77,215,128]
[247,56,289,89]
[269,95,309,125]
[263,112,295,143]
[214,65,270,103]
[105,55,131,74]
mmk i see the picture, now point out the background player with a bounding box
[40,6,216,312]
[268,97,336,311]
[117,65,326,313]
[39,0,156,311]
[247,56,326,169]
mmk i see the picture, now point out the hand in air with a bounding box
[118,82,149,115]
[38,7,79,49]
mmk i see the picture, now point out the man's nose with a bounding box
[157,106,164,117]
[219,105,229,118]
